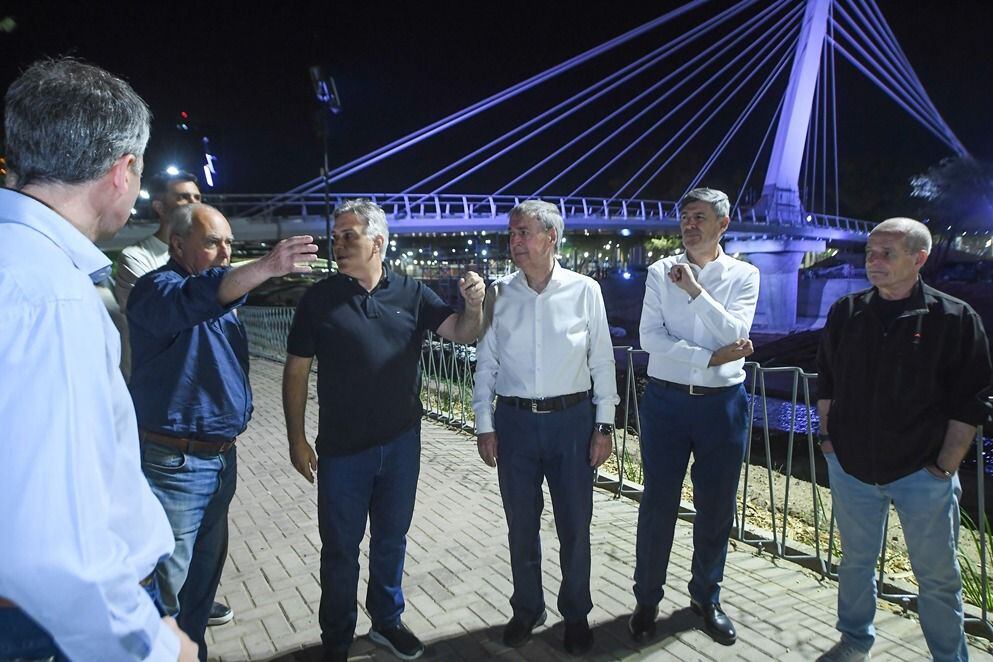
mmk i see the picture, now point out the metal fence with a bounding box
[241,305,992,638]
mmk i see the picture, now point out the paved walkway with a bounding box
[205,358,993,661]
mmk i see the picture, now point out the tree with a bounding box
[910,156,993,272]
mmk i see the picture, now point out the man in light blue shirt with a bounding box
[0,58,197,661]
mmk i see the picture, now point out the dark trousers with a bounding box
[633,382,747,606]
[317,423,421,650]
[495,398,596,623]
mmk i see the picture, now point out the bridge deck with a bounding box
[203,357,991,661]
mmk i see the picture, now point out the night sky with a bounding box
[1,0,989,220]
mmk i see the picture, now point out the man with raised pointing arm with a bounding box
[128,202,317,661]
[282,199,484,662]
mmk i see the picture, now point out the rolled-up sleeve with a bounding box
[585,280,619,424]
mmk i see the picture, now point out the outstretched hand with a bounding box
[262,235,320,278]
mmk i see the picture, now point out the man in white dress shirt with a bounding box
[0,58,197,661]
[473,200,619,655]
[628,188,759,647]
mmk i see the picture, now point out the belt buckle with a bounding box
[688,384,703,396]
[531,399,549,414]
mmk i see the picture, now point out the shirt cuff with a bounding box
[474,407,494,435]
[595,403,615,426]
[147,618,181,662]
[691,346,712,370]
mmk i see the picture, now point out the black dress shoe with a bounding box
[691,600,736,645]
[322,646,349,662]
[628,603,659,642]
[502,609,547,648]
[563,618,594,656]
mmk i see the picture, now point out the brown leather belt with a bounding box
[141,429,237,455]
[499,391,590,414]
[649,377,737,396]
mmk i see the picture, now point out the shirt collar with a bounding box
[512,259,563,291]
[0,188,111,283]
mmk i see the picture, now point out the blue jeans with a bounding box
[494,398,596,623]
[142,441,237,662]
[317,423,421,650]
[634,382,748,606]
[825,453,968,661]
[0,576,166,661]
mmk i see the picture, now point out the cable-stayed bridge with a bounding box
[113,0,970,330]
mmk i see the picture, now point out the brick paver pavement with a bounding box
[204,358,993,661]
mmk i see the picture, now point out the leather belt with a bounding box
[499,391,590,414]
[649,377,737,396]
[140,429,237,455]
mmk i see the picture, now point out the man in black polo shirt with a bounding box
[816,217,991,662]
[283,199,484,662]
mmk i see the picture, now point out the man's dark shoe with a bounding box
[322,646,349,662]
[369,622,425,660]
[563,618,594,656]
[628,602,659,642]
[207,601,233,626]
[502,609,547,648]
[691,600,736,645]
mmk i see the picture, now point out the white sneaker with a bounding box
[817,640,871,661]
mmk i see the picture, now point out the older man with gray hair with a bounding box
[283,199,484,661]
[816,217,991,662]
[0,58,198,660]
[128,203,318,660]
[629,187,759,647]
[473,199,619,655]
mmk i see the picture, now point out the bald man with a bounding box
[127,203,317,660]
[816,217,991,662]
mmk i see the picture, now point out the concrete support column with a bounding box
[726,238,825,332]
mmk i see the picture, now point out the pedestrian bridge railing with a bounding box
[240,305,992,639]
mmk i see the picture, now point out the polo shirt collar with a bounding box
[0,188,111,283]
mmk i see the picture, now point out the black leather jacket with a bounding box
[816,280,991,485]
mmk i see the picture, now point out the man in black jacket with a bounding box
[816,217,991,662]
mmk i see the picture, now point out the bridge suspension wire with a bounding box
[830,4,841,217]
[733,92,787,216]
[565,0,802,200]
[252,0,715,212]
[682,42,796,201]
[615,13,802,201]
[831,0,967,155]
[394,0,761,204]
[833,3,936,126]
[514,0,792,197]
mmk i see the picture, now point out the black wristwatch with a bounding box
[595,423,614,436]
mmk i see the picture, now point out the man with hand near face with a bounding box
[283,199,483,662]
[128,203,318,661]
[816,218,991,662]
[472,200,619,655]
[628,188,759,647]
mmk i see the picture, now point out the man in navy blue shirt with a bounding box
[283,199,484,661]
[128,202,317,661]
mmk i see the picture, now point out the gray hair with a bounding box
[870,217,932,254]
[333,198,390,247]
[680,188,731,218]
[509,199,565,250]
[167,203,221,240]
[4,57,151,188]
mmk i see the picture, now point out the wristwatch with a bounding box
[816,433,830,447]
[595,423,615,436]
